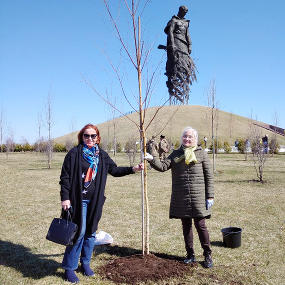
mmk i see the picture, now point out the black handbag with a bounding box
[46,208,78,246]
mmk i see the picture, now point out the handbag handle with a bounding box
[61,207,73,223]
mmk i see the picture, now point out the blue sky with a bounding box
[1,0,284,143]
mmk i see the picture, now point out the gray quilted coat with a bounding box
[150,145,214,219]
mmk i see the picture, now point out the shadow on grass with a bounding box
[211,240,224,247]
[216,179,265,184]
[26,168,50,171]
[94,244,184,261]
[0,240,63,279]
[95,242,228,261]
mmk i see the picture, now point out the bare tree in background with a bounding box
[111,105,117,157]
[46,92,53,169]
[65,137,75,152]
[125,137,137,166]
[37,112,42,140]
[215,108,220,154]
[34,138,46,153]
[35,112,44,152]
[229,112,233,139]
[203,103,211,143]
[65,118,77,151]
[5,128,15,159]
[269,112,280,156]
[249,121,268,182]
[106,90,117,157]
[0,107,5,152]
[207,80,219,173]
[243,117,252,161]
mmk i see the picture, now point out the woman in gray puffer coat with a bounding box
[145,126,214,268]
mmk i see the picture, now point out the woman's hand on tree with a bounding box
[132,163,144,172]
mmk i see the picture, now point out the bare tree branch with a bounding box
[143,70,155,109]
[82,75,139,128]
[0,107,5,152]
[144,97,171,131]
[143,58,163,110]
[102,49,138,113]
[153,106,179,137]
[46,90,53,169]
[139,0,152,18]
[123,0,132,15]
[103,0,137,68]
[141,44,152,71]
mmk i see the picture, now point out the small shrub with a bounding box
[23,143,33,152]
[116,142,122,153]
[237,138,246,154]
[125,140,137,153]
[53,143,66,152]
[14,144,23,152]
[125,138,137,166]
[209,139,223,153]
[269,138,280,154]
[199,139,206,149]
[0,144,6,152]
[33,139,47,152]
[107,142,113,152]
[223,141,231,153]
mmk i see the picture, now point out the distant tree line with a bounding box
[0,141,67,153]
[0,135,281,155]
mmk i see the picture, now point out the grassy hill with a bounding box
[55,105,285,146]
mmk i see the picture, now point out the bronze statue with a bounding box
[159,6,197,104]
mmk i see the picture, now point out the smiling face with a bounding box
[182,129,197,148]
[82,128,98,148]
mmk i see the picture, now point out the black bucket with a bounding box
[221,227,242,248]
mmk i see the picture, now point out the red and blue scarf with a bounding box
[82,144,99,188]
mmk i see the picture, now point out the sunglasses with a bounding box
[83,134,97,139]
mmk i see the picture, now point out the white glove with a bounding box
[144,153,154,161]
[206,199,214,210]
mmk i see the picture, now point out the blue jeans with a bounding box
[62,200,96,270]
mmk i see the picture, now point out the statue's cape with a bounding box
[164,15,190,34]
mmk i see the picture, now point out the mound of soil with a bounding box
[98,253,196,284]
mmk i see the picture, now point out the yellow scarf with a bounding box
[173,146,198,164]
[184,146,197,165]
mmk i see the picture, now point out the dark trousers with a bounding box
[181,217,211,256]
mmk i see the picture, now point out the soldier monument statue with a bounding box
[159,5,197,104]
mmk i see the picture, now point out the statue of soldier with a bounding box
[159,5,197,104]
[158,135,170,160]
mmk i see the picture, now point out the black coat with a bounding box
[60,144,134,242]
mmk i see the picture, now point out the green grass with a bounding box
[0,152,284,284]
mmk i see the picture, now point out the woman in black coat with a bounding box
[60,123,143,283]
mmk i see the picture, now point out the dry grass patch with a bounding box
[0,152,284,284]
